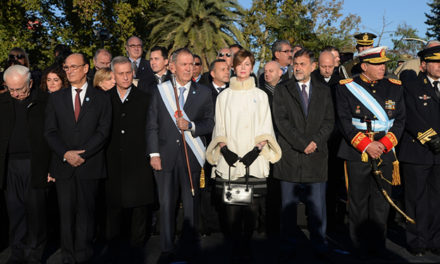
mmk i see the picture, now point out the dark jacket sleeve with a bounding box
[81,93,112,159]
[44,94,69,158]
[311,85,334,149]
[146,89,160,155]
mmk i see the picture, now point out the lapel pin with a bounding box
[85,97,90,102]
[192,91,196,94]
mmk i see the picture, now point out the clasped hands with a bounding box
[365,141,385,159]
[220,141,266,167]
[64,150,85,167]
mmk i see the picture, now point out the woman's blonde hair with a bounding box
[93,68,113,90]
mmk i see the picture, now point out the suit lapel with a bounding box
[184,82,197,112]
[63,87,76,123]
[422,75,439,102]
[77,85,94,122]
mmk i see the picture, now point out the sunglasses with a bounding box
[194,63,202,66]
[218,53,232,57]
[9,54,25,60]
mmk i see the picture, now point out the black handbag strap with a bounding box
[227,165,250,191]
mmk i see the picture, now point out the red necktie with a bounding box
[74,88,82,121]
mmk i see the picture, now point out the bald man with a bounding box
[260,61,283,106]
[312,51,341,91]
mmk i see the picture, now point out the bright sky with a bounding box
[238,0,431,49]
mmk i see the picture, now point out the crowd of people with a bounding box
[1,32,440,264]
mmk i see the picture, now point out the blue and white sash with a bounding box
[345,81,394,132]
[157,81,206,167]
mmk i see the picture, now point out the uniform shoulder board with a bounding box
[388,78,402,85]
[339,78,353,85]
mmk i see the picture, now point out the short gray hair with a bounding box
[111,56,132,71]
[3,65,31,86]
[94,48,112,61]
[272,40,291,58]
[170,48,193,63]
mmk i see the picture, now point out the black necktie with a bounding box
[301,84,308,113]
[434,81,440,99]
[218,87,225,93]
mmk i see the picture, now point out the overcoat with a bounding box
[273,76,334,183]
[106,86,154,207]
[0,88,51,189]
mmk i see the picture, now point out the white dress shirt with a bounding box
[71,82,88,111]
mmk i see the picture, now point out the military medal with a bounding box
[385,100,395,110]
[355,105,361,114]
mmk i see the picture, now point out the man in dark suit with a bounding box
[273,49,334,259]
[105,56,154,254]
[199,59,229,236]
[312,49,344,230]
[206,59,230,104]
[336,47,405,257]
[137,46,172,95]
[125,36,155,84]
[87,48,112,81]
[258,40,294,89]
[399,46,440,257]
[45,53,112,263]
[0,65,51,264]
[259,60,283,107]
[147,48,214,263]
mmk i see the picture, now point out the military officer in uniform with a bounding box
[340,32,377,78]
[336,46,405,257]
[399,45,440,257]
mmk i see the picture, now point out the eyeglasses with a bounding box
[128,44,142,48]
[63,64,85,71]
[194,63,202,66]
[7,85,28,93]
[9,54,25,60]
[218,53,232,57]
[280,49,293,53]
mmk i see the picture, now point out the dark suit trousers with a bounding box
[55,174,98,263]
[402,163,440,250]
[346,161,391,252]
[5,159,47,263]
[154,153,200,253]
[280,181,327,251]
[106,206,148,246]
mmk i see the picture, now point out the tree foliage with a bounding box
[242,0,361,65]
[426,0,440,39]
[147,0,245,70]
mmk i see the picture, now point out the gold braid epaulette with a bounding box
[339,78,353,85]
[388,78,402,85]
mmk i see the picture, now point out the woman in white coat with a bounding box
[206,49,281,263]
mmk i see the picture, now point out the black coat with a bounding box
[105,86,154,207]
[399,72,440,164]
[273,77,334,183]
[44,84,112,179]
[0,89,51,189]
[137,70,172,96]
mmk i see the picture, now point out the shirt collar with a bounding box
[427,75,439,86]
[72,82,88,92]
[116,86,132,103]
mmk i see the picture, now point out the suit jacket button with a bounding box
[121,130,125,134]
[121,113,126,117]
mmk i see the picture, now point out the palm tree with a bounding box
[148,0,245,70]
